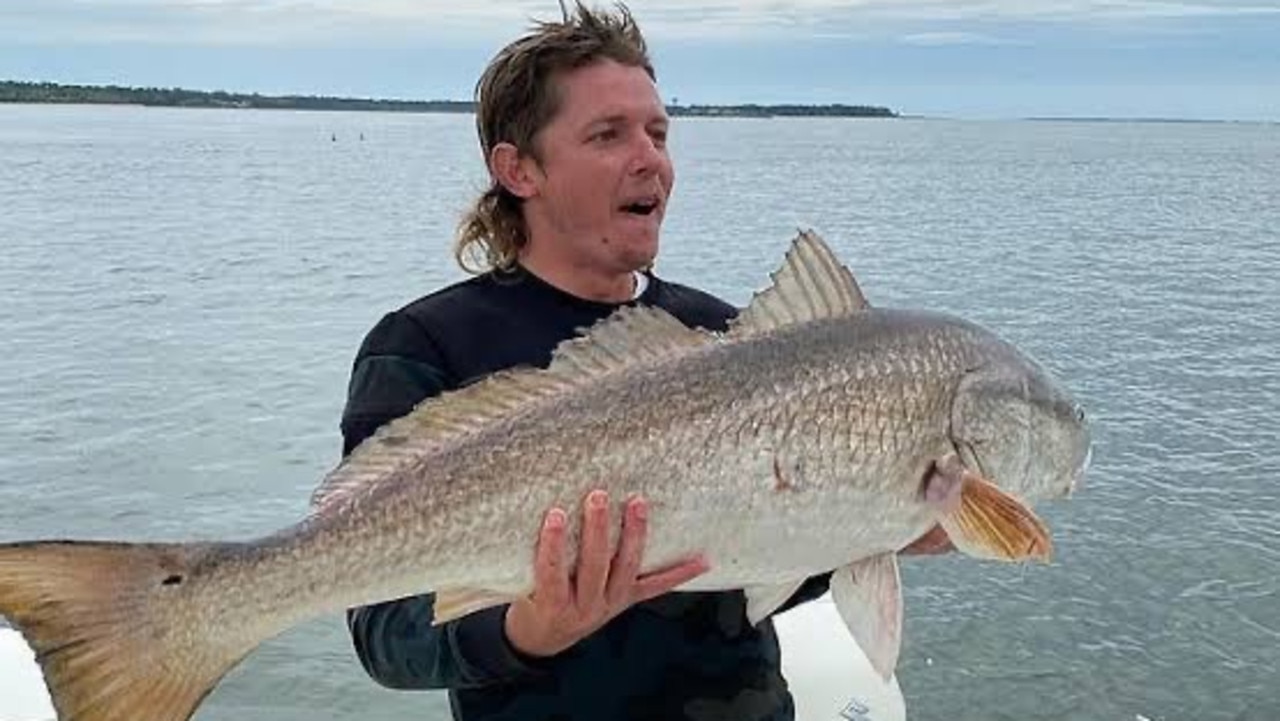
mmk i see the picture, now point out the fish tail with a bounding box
[0,539,251,721]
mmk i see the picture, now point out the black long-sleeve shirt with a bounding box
[340,265,830,721]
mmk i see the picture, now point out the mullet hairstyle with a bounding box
[453,1,655,274]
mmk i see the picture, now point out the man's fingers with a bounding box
[533,507,571,607]
[574,490,612,609]
[631,555,710,604]
[605,495,647,605]
[575,491,613,601]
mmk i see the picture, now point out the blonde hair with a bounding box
[454,2,654,274]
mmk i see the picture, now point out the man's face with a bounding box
[521,59,673,274]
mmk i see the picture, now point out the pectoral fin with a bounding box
[432,587,521,625]
[932,461,1053,562]
[830,553,903,681]
[744,579,808,625]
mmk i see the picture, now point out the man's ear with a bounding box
[489,142,539,199]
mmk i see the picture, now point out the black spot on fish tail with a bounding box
[161,574,184,586]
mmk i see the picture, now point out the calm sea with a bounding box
[0,104,1276,721]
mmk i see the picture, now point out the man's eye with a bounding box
[591,128,618,142]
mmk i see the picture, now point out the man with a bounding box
[339,3,946,719]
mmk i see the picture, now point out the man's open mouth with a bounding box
[620,199,660,216]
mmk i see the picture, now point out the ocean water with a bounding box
[0,104,1276,721]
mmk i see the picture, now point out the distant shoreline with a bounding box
[0,80,898,119]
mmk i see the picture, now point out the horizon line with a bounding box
[1,78,1275,125]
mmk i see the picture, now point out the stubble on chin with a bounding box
[599,234,659,272]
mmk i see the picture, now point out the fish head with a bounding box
[948,353,1091,503]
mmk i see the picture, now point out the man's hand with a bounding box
[901,524,955,555]
[503,490,709,659]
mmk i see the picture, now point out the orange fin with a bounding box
[939,473,1054,562]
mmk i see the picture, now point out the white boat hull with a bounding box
[1,597,904,721]
[776,595,906,721]
[0,628,53,721]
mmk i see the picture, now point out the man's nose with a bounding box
[628,134,664,174]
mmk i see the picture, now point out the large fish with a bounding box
[0,231,1090,721]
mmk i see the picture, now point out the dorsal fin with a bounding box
[310,304,713,514]
[728,229,869,338]
[546,302,712,380]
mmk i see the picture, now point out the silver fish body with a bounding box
[253,309,1076,610]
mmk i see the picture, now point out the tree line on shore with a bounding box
[0,80,897,118]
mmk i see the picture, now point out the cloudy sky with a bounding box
[2,0,1277,120]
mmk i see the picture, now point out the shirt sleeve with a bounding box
[339,311,550,689]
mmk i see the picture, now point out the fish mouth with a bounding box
[1066,443,1092,497]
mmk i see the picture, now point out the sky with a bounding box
[1,0,1278,121]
